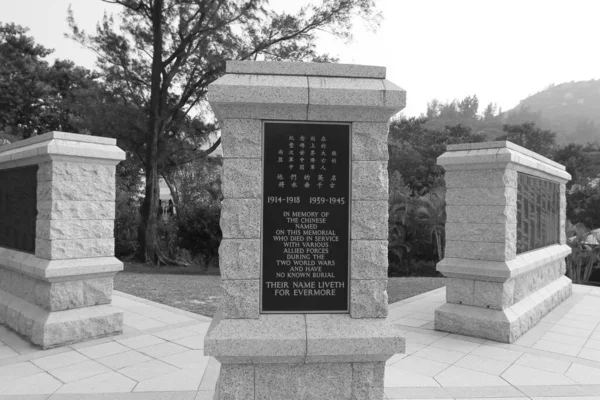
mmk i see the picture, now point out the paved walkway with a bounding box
[0,284,600,399]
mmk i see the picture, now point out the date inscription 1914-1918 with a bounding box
[261,122,350,313]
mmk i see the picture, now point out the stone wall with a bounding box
[0,132,125,348]
[435,141,572,343]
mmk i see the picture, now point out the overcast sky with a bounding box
[2,0,599,116]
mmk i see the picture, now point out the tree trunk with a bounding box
[136,0,163,264]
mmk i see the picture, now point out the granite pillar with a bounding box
[0,132,125,348]
[204,61,406,400]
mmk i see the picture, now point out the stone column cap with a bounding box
[204,312,405,364]
[207,61,406,122]
[226,60,386,79]
[438,141,571,182]
[0,131,126,170]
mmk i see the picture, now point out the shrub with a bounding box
[388,171,446,277]
[114,193,140,257]
[175,204,222,268]
[565,222,600,284]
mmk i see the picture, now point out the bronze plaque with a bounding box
[0,165,37,253]
[261,122,350,313]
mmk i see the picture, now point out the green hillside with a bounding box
[505,80,600,144]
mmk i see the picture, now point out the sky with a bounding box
[2,0,600,116]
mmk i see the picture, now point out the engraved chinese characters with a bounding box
[262,122,350,313]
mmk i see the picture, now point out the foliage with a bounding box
[567,183,600,230]
[0,23,98,138]
[551,143,590,186]
[162,155,223,211]
[388,171,446,277]
[388,115,485,193]
[175,204,222,267]
[115,190,140,256]
[496,122,556,157]
[423,95,504,140]
[565,222,600,284]
[68,0,380,264]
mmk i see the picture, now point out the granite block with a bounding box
[220,280,259,319]
[350,279,388,318]
[255,363,353,400]
[308,77,385,107]
[446,205,516,224]
[226,60,386,79]
[445,169,518,188]
[513,260,561,303]
[352,362,385,400]
[215,364,254,400]
[446,278,475,306]
[434,303,513,343]
[48,280,84,311]
[37,179,115,201]
[307,105,399,123]
[82,277,113,306]
[9,270,24,298]
[36,200,116,220]
[220,199,261,239]
[221,119,262,158]
[21,273,37,304]
[35,238,115,260]
[222,158,261,198]
[351,201,387,240]
[37,162,115,183]
[33,256,123,279]
[0,268,7,292]
[305,314,404,362]
[209,74,308,105]
[204,314,306,360]
[352,161,388,200]
[446,186,517,206]
[445,239,515,262]
[36,304,123,349]
[445,222,513,243]
[211,102,308,121]
[219,239,260,280]
[382,80,407,109]
[351,240,387,280]
[352,123,388,161]
[36,219,114,240]
[474,280,515,310]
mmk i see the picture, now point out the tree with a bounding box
[0,23,101,140]
[496,122,556,156]
[68,0,380,264]
[552,143,589,186]
[388,116,485,193]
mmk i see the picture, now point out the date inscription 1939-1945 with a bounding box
[261,122,350,313]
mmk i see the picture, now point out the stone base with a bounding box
[435,276,572,342]
[0,289,122,349]
[205,313,403,399]
[213,361,385,400]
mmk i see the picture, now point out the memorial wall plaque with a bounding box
[261,122,350,313]
[0,165,37,253]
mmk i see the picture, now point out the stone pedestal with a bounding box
[204,61,406,400]
[435,141,572,343]
[0,132,125,348]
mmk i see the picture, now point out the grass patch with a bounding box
[114,262,446,318]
